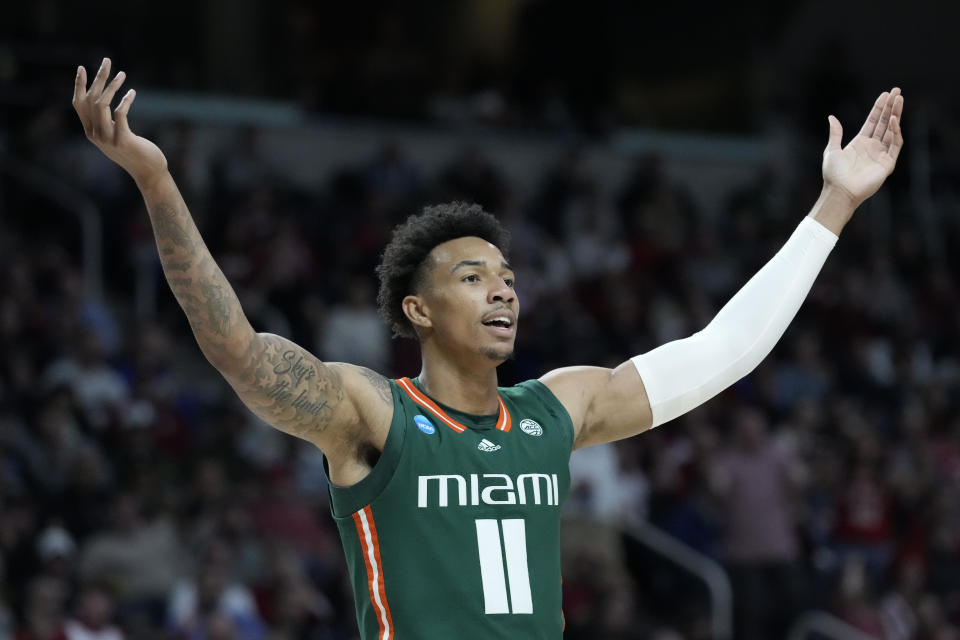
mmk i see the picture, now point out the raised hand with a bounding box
[822,88,904,207]
[72,58,168,187]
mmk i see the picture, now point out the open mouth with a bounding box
[482,317,513,329]
[482,315,515,335]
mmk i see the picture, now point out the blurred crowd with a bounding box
[3,1,764,135]
[3,89,960,640]
[13,0,953,139]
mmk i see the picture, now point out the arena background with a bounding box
[2,1,960,639]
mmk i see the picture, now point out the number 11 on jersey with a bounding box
[475,518,533,614]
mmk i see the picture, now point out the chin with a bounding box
[481,346,515,363]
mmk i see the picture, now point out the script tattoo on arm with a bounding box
[226,334,346,440]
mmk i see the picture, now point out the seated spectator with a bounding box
[833,556,885,639]
[42,329,129,433]
[832,461,895,581]
[78,494,185,626]
[167,538,266,640]
[35,525,77,586]
[14,576,68,640]
[64,585,124,640]
[710,406,804,640]
[253,546,334,639]
[318,277,390,371]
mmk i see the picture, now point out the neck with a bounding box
[418,344,501,415]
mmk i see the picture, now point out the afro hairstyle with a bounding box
[375,201,510,339]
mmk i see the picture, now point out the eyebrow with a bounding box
[450,260,512,273]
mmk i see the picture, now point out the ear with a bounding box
[402,294,432,332]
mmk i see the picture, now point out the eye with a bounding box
[462,274,479,283]
[504,278,515,287]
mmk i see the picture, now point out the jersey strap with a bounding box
[395,377,512,433]
[352,505,394,639]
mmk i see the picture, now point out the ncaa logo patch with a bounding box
[414,414,436,435]
[520,418,543,436]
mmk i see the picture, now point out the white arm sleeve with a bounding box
[631,217,838,428]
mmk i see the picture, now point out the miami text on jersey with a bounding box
[417,473,560,508]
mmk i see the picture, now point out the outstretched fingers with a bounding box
[885,113,904,164]
[881,92,904,160]
[88,58,112,102]
[73,58,132,143]
[72,66,91,134]
[94,70,126,136]
[858,91,888,138]
[891,92,904,126]
[98,70,126,109]
[873,87,901,141]
[72,66,86,110]
[113,89,136,134]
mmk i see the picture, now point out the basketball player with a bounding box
[72,58,903,639]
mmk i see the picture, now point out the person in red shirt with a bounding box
[833,461,895,580]
[15,576,68,640]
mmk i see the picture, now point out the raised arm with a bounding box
[72,59,392,457]
[543,88,905,449]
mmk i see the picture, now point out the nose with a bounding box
[489,277,515,304]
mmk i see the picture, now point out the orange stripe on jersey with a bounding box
[561,576,565,631]
[396,377,513,433]
[496,395,511,432]
[365,507,394,633]
[351,512,379,633]
[397,378,465,433]
[353,506,393,639]
[352,511,381,637]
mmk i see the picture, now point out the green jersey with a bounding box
[327,376,574,639]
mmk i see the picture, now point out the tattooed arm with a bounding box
[145,179,252,364]
[137,178,373,442]
[149,177,390,454]
[72,59,394,465]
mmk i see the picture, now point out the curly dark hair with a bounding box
[375,201,510,339]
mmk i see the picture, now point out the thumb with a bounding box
[824,115,843,154]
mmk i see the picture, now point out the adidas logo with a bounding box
[478,438,501,452]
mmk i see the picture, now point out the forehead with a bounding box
[427,236,507,271]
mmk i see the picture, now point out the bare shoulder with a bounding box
[336,363,395,444]
[539,362,651,449]
[538,366,615,436]
[348,365,394,406]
